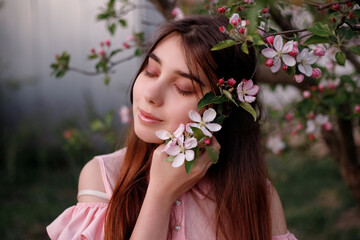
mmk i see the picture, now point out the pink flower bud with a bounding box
[282,65,288,71]
[98,49,105,56]
[294,74,304,83]
[312,68,322,79]
[355,105,360,113]
[219,26,226,33]
[291,130,297,136]
[285,113,293,121]
[308,133,315,141]
[296,123,303,130]
[314,46,326,56]
[289,46,299,56]
[266,58,274,67]
[230,19,238,26]
[266,36,274,45]
[204,138,211,145]
[303,90,311,98]
[262,8,269,13]
[218,78,224,85]
[293,41,299,47]
[332,3,340,10]
[331,17,336,23]
[323,122,332,131]
[318,83,324,92]
[227,78,237,86]
[239,28,245,34]
[90,48,95,54]
[307,111,315,119]
[105,39,111,46]
[171,7,180,17]
[123,42,130,49]
[329,82,335,90]
[218,7,226,14]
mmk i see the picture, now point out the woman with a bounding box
[47,15,297,240]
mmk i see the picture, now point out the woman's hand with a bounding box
[147,136,221,203]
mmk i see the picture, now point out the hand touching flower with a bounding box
[155,123,185,151]
[165,135,197,168]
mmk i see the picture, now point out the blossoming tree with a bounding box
[51,0,360,206]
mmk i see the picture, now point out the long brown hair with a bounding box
[105,15,271,240]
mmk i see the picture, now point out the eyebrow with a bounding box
[148,52,204,86]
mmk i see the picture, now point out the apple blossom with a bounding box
[312,68,322,79]
[355,105,360,113]
[99,49,105,56]
[261,35,296,73]
[297,48,318,77]
[237,79,259,103]
[105,39,111,46]
[314,46,326,57]
[266,135,285,155]
[156,123,185,151]
[294,74,304,83]
[188,108,222,137]
[303,90,311,98]
[165,135,197,168]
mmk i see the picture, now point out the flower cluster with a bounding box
[156,108,221,172]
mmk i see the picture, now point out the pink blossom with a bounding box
[126,34,135,42]
[218,78,224,85]
[303,90,311,98]
[204,138,211,145]
[123,42,130,49]
[236,79,259,103]
[227,78,236,86]
[282,65,288,71]
[98,49,105,56]
[266,36,274,45]
[296,123,303,130]
[294,74,304,83]
[326,61,334,71]
[105,39,111,46]
[171,7,184,20]
[90,48,95,54]
[219,26,226,33]
[323,122,332,131]
[312,68,322,79]
[229,13,241,27]
[297,48,318,77]
[218,7,226,14]
[318,83,325,92]
[314,46,326,56]
[289,45,299,56]
[355,105,360,113]
[156,124,185,152]
[266,59,274,67]
[261,35,296,73]
[285,113,293,121]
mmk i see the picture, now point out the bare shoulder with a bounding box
[268,184,288,236]
[78,158,109,203]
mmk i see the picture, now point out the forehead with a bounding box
[152,34,211,87]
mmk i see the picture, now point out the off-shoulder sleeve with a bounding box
[47,202,108,240]
[272,231,297,240]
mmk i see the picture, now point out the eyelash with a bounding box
[144,69,194,96]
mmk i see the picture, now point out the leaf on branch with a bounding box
[197,92,228,110]
[190,127,204,141]
[335,51,346,66]
[241,42,249,54]
[119,19,127,27]
[185,157,196,174]
[303,35,330,45]
[110,49,122,57]
[239,102,257,121]
[349,46,360,56]
[307,22,333,37]
[108,23,116,35]
[205,145,219,164]
[211,40,236,51]
[337,27,354,40]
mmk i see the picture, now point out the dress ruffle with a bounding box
[47,202,108,240]
[272,231,298,240]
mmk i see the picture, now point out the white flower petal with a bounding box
[303,64,313,77]
[261,48,277,58]
[246,85,259,95]
[189,110,201,122]
[206,123,222,132]
[244,95,256,103]
[172,153,185,168]
[155,130,170,140]
[173,123,185,138]
[202,108,217,122]
[201,126,212,137]
[237,81,244,91]
[163,140,174,152]
[282,41,294,53]
[166,145,181,156]
[273,35,283,52]
[306,54,318,65]
[177,135,184,146]
[244,80,254,90]
[298,64,306,75]
[306,120,316,133]
[185,150,194,161]
[282,54,296,66]
[238,93,245,102]
[270,58,281,73]
[185,137,197,149]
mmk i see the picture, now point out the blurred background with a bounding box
[0,0,359,239]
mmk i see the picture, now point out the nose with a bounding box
[143,79,164,106]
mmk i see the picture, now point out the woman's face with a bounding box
[132,34,211,143]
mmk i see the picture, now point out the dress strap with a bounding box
[77,189,110,200]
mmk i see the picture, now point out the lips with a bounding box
[138,109,163,123]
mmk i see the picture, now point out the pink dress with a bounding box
[47,149,297,240]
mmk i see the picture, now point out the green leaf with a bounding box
[104,75,110,85]
[119,19,127,27]
[185,158,196,174]
[211,40,236,51]
[252,34,265,45]
[205,145,219,164]
[91,119,104,131]
[110,49,122,57]
[307,22,332,37]
[88,54,98,60]
[135,48,143,56]
[197,92,227,110]
[165,155,175,162]
[213,114,227,125]
[50,63,58,70]
[190,126,204,141]
[239,102,257,121]
[349,46,360,56]
[241,42,249,54]
[55,70,66,78]
[303,35,329,45]
[108,23,116,35]
[335,51,346,66]
[337,27,354,40]
[223,90,238,106]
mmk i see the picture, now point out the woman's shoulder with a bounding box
[78,148,127,202]
[267,183,288,236]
